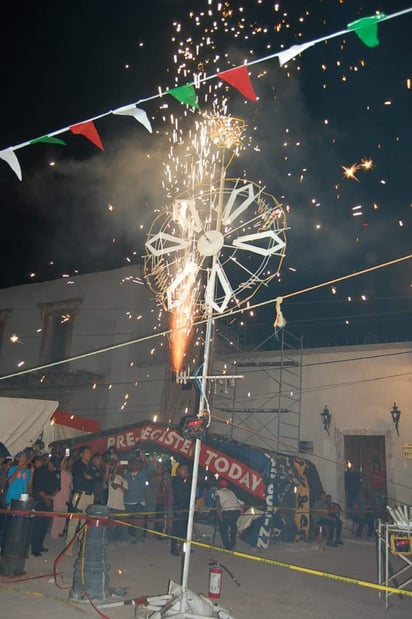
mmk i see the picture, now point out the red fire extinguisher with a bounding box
[208,560,222,600]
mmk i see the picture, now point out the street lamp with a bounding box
[320,405,332,433]
[390,402,401,436]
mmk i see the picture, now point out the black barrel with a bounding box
[0,497,35,576]
[70,504,110,602]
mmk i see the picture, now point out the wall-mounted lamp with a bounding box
[320,405,332,433]
[390,402,401,436]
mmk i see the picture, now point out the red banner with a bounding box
[72,423,265,500]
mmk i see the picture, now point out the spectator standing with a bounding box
[107,462,128,544]
[65,446,95,554]
[90,453,106,505]
[154,464,173,536]
[5,451,32,506]
[215,479,242,550]
[345,462,362,510]
[0,456,12,542]
[0,456,12,505]
[124,453,155,544]
[144,464,162,536]
[368,460,386,511]
[170,464,191,556]
[51,457,72,538]
[31,456,60,556]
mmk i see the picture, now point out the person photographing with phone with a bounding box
[107,461,128,544]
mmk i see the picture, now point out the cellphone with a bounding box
[120,460,128,465]
[65,448,70,457]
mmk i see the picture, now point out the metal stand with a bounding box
[377,519,412,609]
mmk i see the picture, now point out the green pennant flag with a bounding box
[167,84,199,109]
[347,13,386,48]
[30,135,66,146]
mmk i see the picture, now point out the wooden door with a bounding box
[344,435,386,508]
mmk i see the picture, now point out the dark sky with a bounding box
[0,0,411,346]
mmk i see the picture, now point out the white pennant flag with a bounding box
[277,42,316,67]
[0,147,22,180]
[112,104,152,133]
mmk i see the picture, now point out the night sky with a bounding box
[0,0,411,348]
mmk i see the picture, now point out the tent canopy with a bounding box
[0,398,101,455]
[0,396,58,455]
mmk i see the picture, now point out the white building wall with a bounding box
[300,343,412,507]
[0,266,170,429]
[212,341,412,510]
[1,268,411,508]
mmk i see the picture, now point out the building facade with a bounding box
[1,268,410,510]
[0,266,173,430]
[212,334,412,509]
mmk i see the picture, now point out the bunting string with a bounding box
[0,7,411,180]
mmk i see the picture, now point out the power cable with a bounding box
[1,252,412,383]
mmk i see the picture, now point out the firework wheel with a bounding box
[145,178,287,315]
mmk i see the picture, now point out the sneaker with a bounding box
[326,540,338,547]
[335,539,344,545]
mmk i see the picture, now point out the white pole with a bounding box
[179,141,227,614]
[180,311,214,612]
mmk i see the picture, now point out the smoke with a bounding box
[10,129,171,280]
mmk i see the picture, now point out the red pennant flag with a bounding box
[219,66,257,102]
[70,121,104,151]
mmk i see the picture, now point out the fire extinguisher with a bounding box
[208,560,222,600]
[208,559,241,601]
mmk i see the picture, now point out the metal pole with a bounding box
[180,311,214,613]
[180,147,227,613]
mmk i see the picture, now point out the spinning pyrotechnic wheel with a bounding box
[144,115,289,611]
[144,177,287,316]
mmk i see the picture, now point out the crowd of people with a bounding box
[1,440,382,557]
[0,443,216,558]
[0,441,247,558]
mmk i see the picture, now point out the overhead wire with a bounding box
[1,252,412,383]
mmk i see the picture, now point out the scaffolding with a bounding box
[213,325,303,454]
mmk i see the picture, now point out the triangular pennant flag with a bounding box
[0,148,22,181]
[167,84,199,109]
[219,66,257,102]
[112,104,152,133]
[278,42,316,67]
[70,121,104,150]
[347,14,386,48]
[30,135,66,146]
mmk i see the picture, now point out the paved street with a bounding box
[1,523,411,619]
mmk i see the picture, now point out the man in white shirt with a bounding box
[215,479,242,550]
[107,463,128,544]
